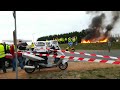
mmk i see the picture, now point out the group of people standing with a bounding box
[0,41,25,73]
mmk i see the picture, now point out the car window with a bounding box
[36,42,45,46]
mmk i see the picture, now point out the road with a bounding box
[63,50,120,60]
[47,49,120,64]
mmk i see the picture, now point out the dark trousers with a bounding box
[31,48,34,51]
[0,57,6,72]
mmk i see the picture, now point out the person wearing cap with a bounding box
[0,42,7,73]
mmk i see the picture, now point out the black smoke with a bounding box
[84,13,105,41]
[105,11,120,38]
[89,13,105,28]
[83,11,120,41]
[106,11,120,31]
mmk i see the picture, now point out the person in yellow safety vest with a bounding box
[66,37,73,51]
[72,36,76,46]
[68,37,73,47]
[30,42,35,51]
[65,38,67,43]
[60,38,62,43]
[6,44,10,53]
[0,42,7,73]
[7,44,10,50]
[3,42,10,53]
[61,38,64,44]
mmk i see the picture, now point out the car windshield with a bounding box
[36,42,45,46]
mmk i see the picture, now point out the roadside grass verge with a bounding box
[27,67,120,79]
[26,62,120,79]
[59,42,120,50]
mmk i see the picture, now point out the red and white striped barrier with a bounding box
[49,49,120,60]
[5,54,13,59]
[18,48,118,60]
[34,53,120,65]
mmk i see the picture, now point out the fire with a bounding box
[99,38,108,43]
[81,38,108,43]
[81,40,91,43]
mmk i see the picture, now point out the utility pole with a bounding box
[13,11,18,79]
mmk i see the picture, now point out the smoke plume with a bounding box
[83,11,120,42]
[106,11,120,31]
[84,13,105,41]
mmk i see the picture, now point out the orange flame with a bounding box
[99,38,108,43]
[81,38,108,43]
[81,40,91,43]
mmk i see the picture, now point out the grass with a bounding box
[59,42,120,50]
[26,62,120,79]
[79,67,120,79]
[27,66,120,79]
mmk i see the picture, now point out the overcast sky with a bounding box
[0,11,120,42]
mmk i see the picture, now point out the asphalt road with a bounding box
[18,50,120,64]
[63,50,120,60]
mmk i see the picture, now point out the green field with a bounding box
[59,42,120,50]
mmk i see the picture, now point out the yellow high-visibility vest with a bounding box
[68,37,72,42]
[6,44,10,51]
[31,43,35,48]
[0,44,5,58]
[72,37,76,42]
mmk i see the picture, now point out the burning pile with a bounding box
[81,11,120,43]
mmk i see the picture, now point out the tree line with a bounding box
[37,30,87,43]
[37,29,117,43]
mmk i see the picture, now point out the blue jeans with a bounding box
[12,57,16,71]
[18,56,24,69]
[12,56,24,70]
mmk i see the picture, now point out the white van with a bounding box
[34,41,49,53]
[34,40,61,53]
[49,40,61,50]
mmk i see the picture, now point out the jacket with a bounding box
[0,44,6,58]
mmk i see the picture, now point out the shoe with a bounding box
[21,67,23,69]
[12,69,15,71]
[3,71,7,73]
